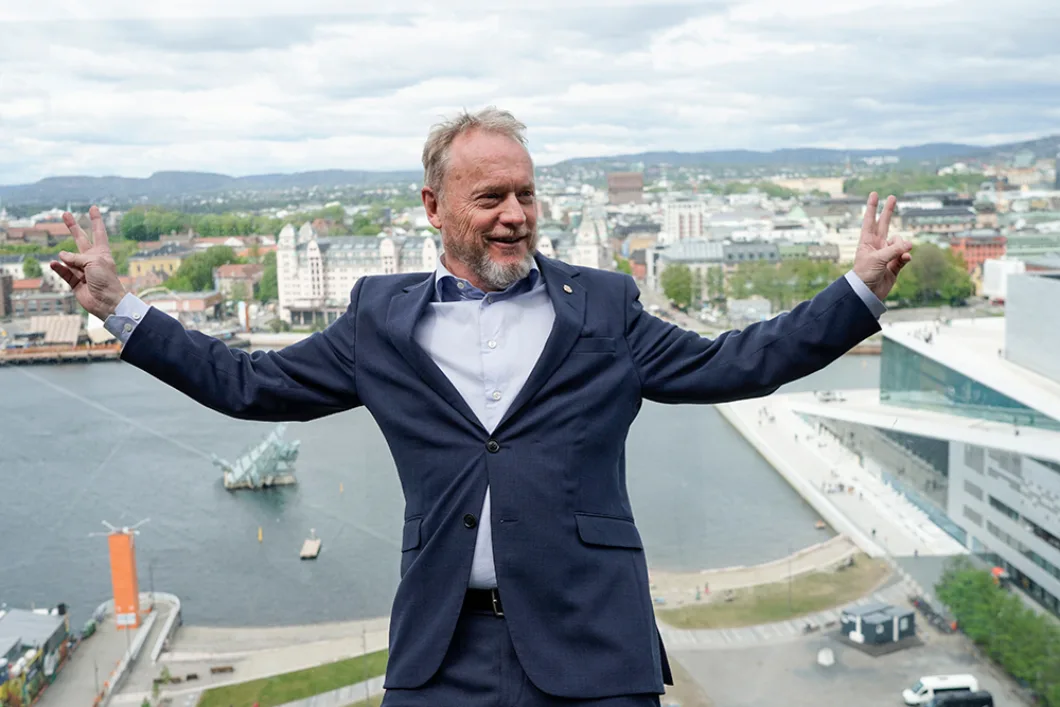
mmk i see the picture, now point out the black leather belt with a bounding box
[463,588,504,617]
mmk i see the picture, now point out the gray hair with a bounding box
[422,107,529,196]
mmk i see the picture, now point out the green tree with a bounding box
[268,317,291,333]
[936,558,1060,703]
[661,263,693,309]
[22,256,42,279]
[614,255,632,275]
[257,251,278,302]
[691,268,704,308]
[229,281,249,304]
[705,266,725,304]
[843,171,986,198]
[164,246,241,292]
[887,243,973,306]
[120,209,148,241]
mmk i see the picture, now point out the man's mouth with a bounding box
[487,235,525,244]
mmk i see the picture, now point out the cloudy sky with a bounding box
[1,0,1057,185]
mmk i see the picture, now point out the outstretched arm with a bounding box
[626,193,911,404]
[52,207,361,421]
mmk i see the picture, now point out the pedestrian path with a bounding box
[717,396,967,558]
[659,580,912,651]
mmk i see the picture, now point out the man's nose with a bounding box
[498,194,526,226]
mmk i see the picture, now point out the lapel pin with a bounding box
[563,284,573,294]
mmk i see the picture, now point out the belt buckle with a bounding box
[490,588,504,617]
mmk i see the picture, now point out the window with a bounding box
[963,506,983,526]
[989,496,1020,522]
[1032,457,1060,475]
[964,445,985,473]
[964,481,984,500]
[880,339,1060,431]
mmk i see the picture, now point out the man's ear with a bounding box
[422,187,444,230]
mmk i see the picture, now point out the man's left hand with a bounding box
[852,192,912,301]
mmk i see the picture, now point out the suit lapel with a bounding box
[496,256,585,432]
[386,274,486,433]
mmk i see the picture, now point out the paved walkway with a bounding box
[114,617,390,705]
[648,535,858,607]
[718,396,967,558]
[38,598,174,707]
[659,578,911,651]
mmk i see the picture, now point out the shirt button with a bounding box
[486,296,493,304]
[463,513,478,529]
[132,312,141,321]
[486,439,501,453]
[457,282,466,289]
[123,323,132,334]
[491,390,502,401]
[487,340,497,349]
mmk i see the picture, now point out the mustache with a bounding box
[484,227,534,241]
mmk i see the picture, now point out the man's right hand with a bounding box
[50,206,127,320]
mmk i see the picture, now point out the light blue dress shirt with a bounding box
[104,265,884,588]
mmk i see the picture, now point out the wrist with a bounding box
[101,289,127,319]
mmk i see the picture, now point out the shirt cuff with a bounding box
[103,293,151,346]
[844,271,887,320]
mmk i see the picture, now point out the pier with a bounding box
[0,343,121,366]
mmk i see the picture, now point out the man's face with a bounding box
[424,129,538,291]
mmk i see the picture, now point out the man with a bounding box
[52,107,911,707]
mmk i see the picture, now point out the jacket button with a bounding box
[486,439,500,453]
[463,514,478,529]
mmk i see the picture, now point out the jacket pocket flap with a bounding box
[571,336,616,354]
[402,517,422,551]
[575,513,643,549]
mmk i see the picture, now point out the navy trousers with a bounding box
[381,606,662,707]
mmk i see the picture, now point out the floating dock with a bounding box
[300,537,322,560]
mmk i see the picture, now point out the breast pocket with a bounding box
[570,336,616,355]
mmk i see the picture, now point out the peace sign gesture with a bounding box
[49,206,127,320]
[852,192,912,301]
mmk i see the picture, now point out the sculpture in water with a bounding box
[213,423,301,490]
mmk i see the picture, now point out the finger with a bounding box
[877,239,912,265]
[888,252,913,276]
[876,195,896,243]
[89,205,109,247]
[62,212,93,252]
[50,260,83,288]
[861,192,879,240]
[59,250,91,269]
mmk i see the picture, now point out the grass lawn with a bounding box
[657,554,891,630]
[196,649,388,707]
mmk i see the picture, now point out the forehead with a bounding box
[446,129,534,189]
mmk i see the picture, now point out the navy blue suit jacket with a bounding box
[120,254,880,698]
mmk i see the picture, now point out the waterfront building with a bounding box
[791,272,1060,616]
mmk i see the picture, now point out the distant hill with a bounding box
[554,134,1060,169]
[2,134,1057,207]
[0,169,421,206]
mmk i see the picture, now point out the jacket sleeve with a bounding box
[623,275,881,405]
[119,280,364,422]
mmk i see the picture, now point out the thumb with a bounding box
[877,239,911,264]
[59,250,91,269]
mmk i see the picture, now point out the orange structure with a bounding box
[107,532,141,629]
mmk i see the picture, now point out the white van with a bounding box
[903,675,980,705]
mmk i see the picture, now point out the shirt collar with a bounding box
[433,255,541,303]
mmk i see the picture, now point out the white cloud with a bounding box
[0,0,1056,184]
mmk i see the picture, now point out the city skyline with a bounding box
[1,0,1058,184]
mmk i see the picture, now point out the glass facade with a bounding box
[879,338,1060,431]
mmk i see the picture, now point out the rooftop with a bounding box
[0,609,65,649]
[788,388,1060,463]
[882,317,1060,429]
